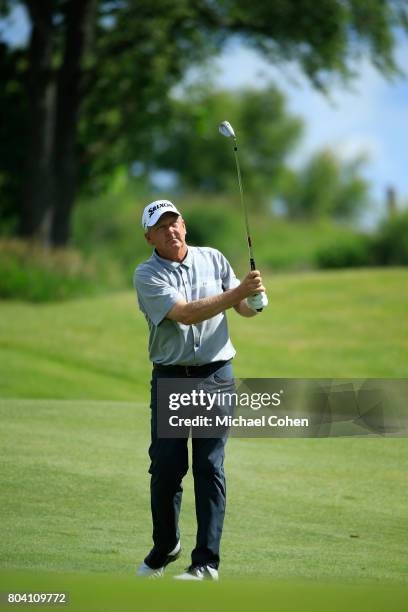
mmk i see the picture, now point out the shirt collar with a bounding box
[153,247,192,269]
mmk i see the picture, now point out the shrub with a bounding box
[372,210,408,265]
[182,207,230,248]
[315,233,374,269]
[0,239,103,301]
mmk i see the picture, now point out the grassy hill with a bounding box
[0,268,407,401]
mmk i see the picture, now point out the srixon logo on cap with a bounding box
[148,202,173,218]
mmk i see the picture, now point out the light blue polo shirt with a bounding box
[134,246,240,366]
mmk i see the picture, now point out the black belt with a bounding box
[153,360,230,378]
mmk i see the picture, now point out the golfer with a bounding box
[134,199,267,580]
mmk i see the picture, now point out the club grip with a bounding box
[249,258,262,310]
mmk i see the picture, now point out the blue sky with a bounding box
[2,4,408,225]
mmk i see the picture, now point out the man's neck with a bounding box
[155,245,188,263]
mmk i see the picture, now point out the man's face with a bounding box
[145,212,187,258]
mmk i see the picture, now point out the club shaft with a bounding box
[233,144,256,270]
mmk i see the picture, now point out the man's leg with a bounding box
[189,362,234,570]
[144,369,188,569]
[190,435,227,569]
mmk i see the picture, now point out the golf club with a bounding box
[219,120,267,311]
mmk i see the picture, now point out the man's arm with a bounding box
[233,300,258,318]
[166,270,264,325]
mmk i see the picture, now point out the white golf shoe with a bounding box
[174,564,219,581]
[136,541,181,578]
[136,562,165,578]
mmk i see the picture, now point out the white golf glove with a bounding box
[246,292,268,311]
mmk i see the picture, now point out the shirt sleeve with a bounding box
[218,251,241,291]
[134,269,184,326]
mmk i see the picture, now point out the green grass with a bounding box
[1,400,407,583]
[251,216,363,271]
[1,570,407,612]
[1,268,407,609]
[0,268,407,401]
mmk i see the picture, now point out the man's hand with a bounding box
[237,270,265,299]
[236,270,268,313]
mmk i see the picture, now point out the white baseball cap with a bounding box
[141,200,181,231]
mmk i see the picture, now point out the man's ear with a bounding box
[145,231,153,245]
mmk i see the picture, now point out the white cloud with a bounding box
[334,137,381,163]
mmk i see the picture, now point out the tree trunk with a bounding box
[51,0,97,247]
[20,0,55,244]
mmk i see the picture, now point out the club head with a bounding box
[219,120,236,139]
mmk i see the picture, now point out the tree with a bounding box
[19,1,98,245]
[0,0,407,245]
[281,150,370,220]
[0,42,27,233]
[151,85,303,206]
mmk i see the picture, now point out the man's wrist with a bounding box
[230,285,245,305]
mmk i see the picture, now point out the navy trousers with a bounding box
[144,360,233,570]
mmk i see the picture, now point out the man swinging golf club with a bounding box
[134,121,268,581]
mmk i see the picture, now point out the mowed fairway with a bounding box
[1,398,407,582]
[1,268,408,610]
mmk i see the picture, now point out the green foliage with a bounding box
[166,195,373,273]
[281,150,370,220]
[2,0,407,245]
[228,0,406,88]
[316,210,408,268]
[71,179,153,283]
[0,239,116,301]
[252,217,364,271]
[183,206,232,248]
[72,188,246,281]
[78,0,219,198]
[76,0,408,197]
[73,188,368,279]
[148,88,370,222]
[315,209,408,269]
[155,86,303,207]
[372,209,408,265]
[315,233,374,269]
[73,185,405,283]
